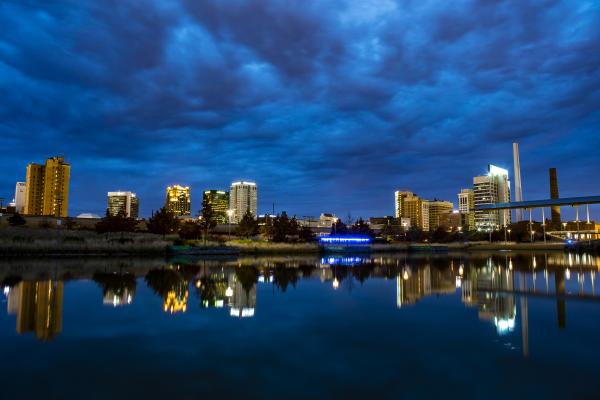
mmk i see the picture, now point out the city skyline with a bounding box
[0,1,598,219]
[5,150,599,222]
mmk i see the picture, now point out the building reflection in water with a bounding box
[144,267,190,314]
[396,264,456,308]
[461,258,517,336]
[164,281,189,314]
[228,272,256,318]
[196,268,256,318]
[5,281,63,341]
[2,252,598,344]
[92,272,136,307]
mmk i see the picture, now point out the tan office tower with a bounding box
[458,189,475,231]
[394,190,429,231]
[428,200,454,231]
[165,185,191,216]
[24,156,70,217]
[230,181,257,223]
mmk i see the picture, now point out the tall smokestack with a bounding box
[549,168,561,223]
[513,143,523,221]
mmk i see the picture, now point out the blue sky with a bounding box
[1,0,599,219]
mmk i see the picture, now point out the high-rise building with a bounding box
[473,165,511,231]
[107,191,139,218]
[394,190,429,231]
[428,200,454,231]
[165,185,191,216]
[14,182,26,213]
[202,190,229,224]
[24,156,70,217]
[458,189,475,231]
[230,181,257,223]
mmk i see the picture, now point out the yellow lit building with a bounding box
[428,200,454,231]
[24,156,70,217]
[165,185,191,216]
[395,190,429,231]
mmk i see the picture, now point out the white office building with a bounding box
[107,191,139,218]
[229,181,257,223]
[473,165,511,231]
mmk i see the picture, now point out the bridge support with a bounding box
[529,208,533,243]
[586,204,590,224]
[576,205,580,239]
[542,208,546,243]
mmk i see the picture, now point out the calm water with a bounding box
[1,252,600,399]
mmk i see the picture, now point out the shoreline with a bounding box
[0,241,573,256]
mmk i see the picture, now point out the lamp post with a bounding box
[504,225,507,244]
[507,229,512,243]
[226,209,235,241]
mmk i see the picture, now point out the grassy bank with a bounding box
[0,226,570,256]
[225,239,320,254]
[0,227,170,256]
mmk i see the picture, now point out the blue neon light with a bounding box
[319,236,371,244]
[320,257,365,266]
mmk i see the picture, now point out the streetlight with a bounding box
[226,209,235,240]
[507,229,512,242]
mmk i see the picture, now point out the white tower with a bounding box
[512,143,523,222]
[229,181,257,223]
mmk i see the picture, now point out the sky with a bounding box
[1,0,599,219]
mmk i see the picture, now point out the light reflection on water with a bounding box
[1,252,600,398]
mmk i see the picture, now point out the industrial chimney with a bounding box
[549,168,561,223]
[513,143,523,221]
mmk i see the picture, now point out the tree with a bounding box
[198,202,217,243]
[430,227,450,243]
[236,210,258,238]
[289,216,299,236]
[380,222,396,241]
[298,226,316,242]
[273,212,291,242]
[7,212,26,226]
[406,227,427,242]
[351,218,374,238]
[178,221,202,240]
[330,220,349,235]
[147,207,180,238]
[259,223,275,241]
[95,211,137,234]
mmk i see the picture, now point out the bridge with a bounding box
[474,195,600,241]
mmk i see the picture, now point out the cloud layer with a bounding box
[1,0,599,218]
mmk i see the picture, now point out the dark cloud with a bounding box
[1,0,599,218]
